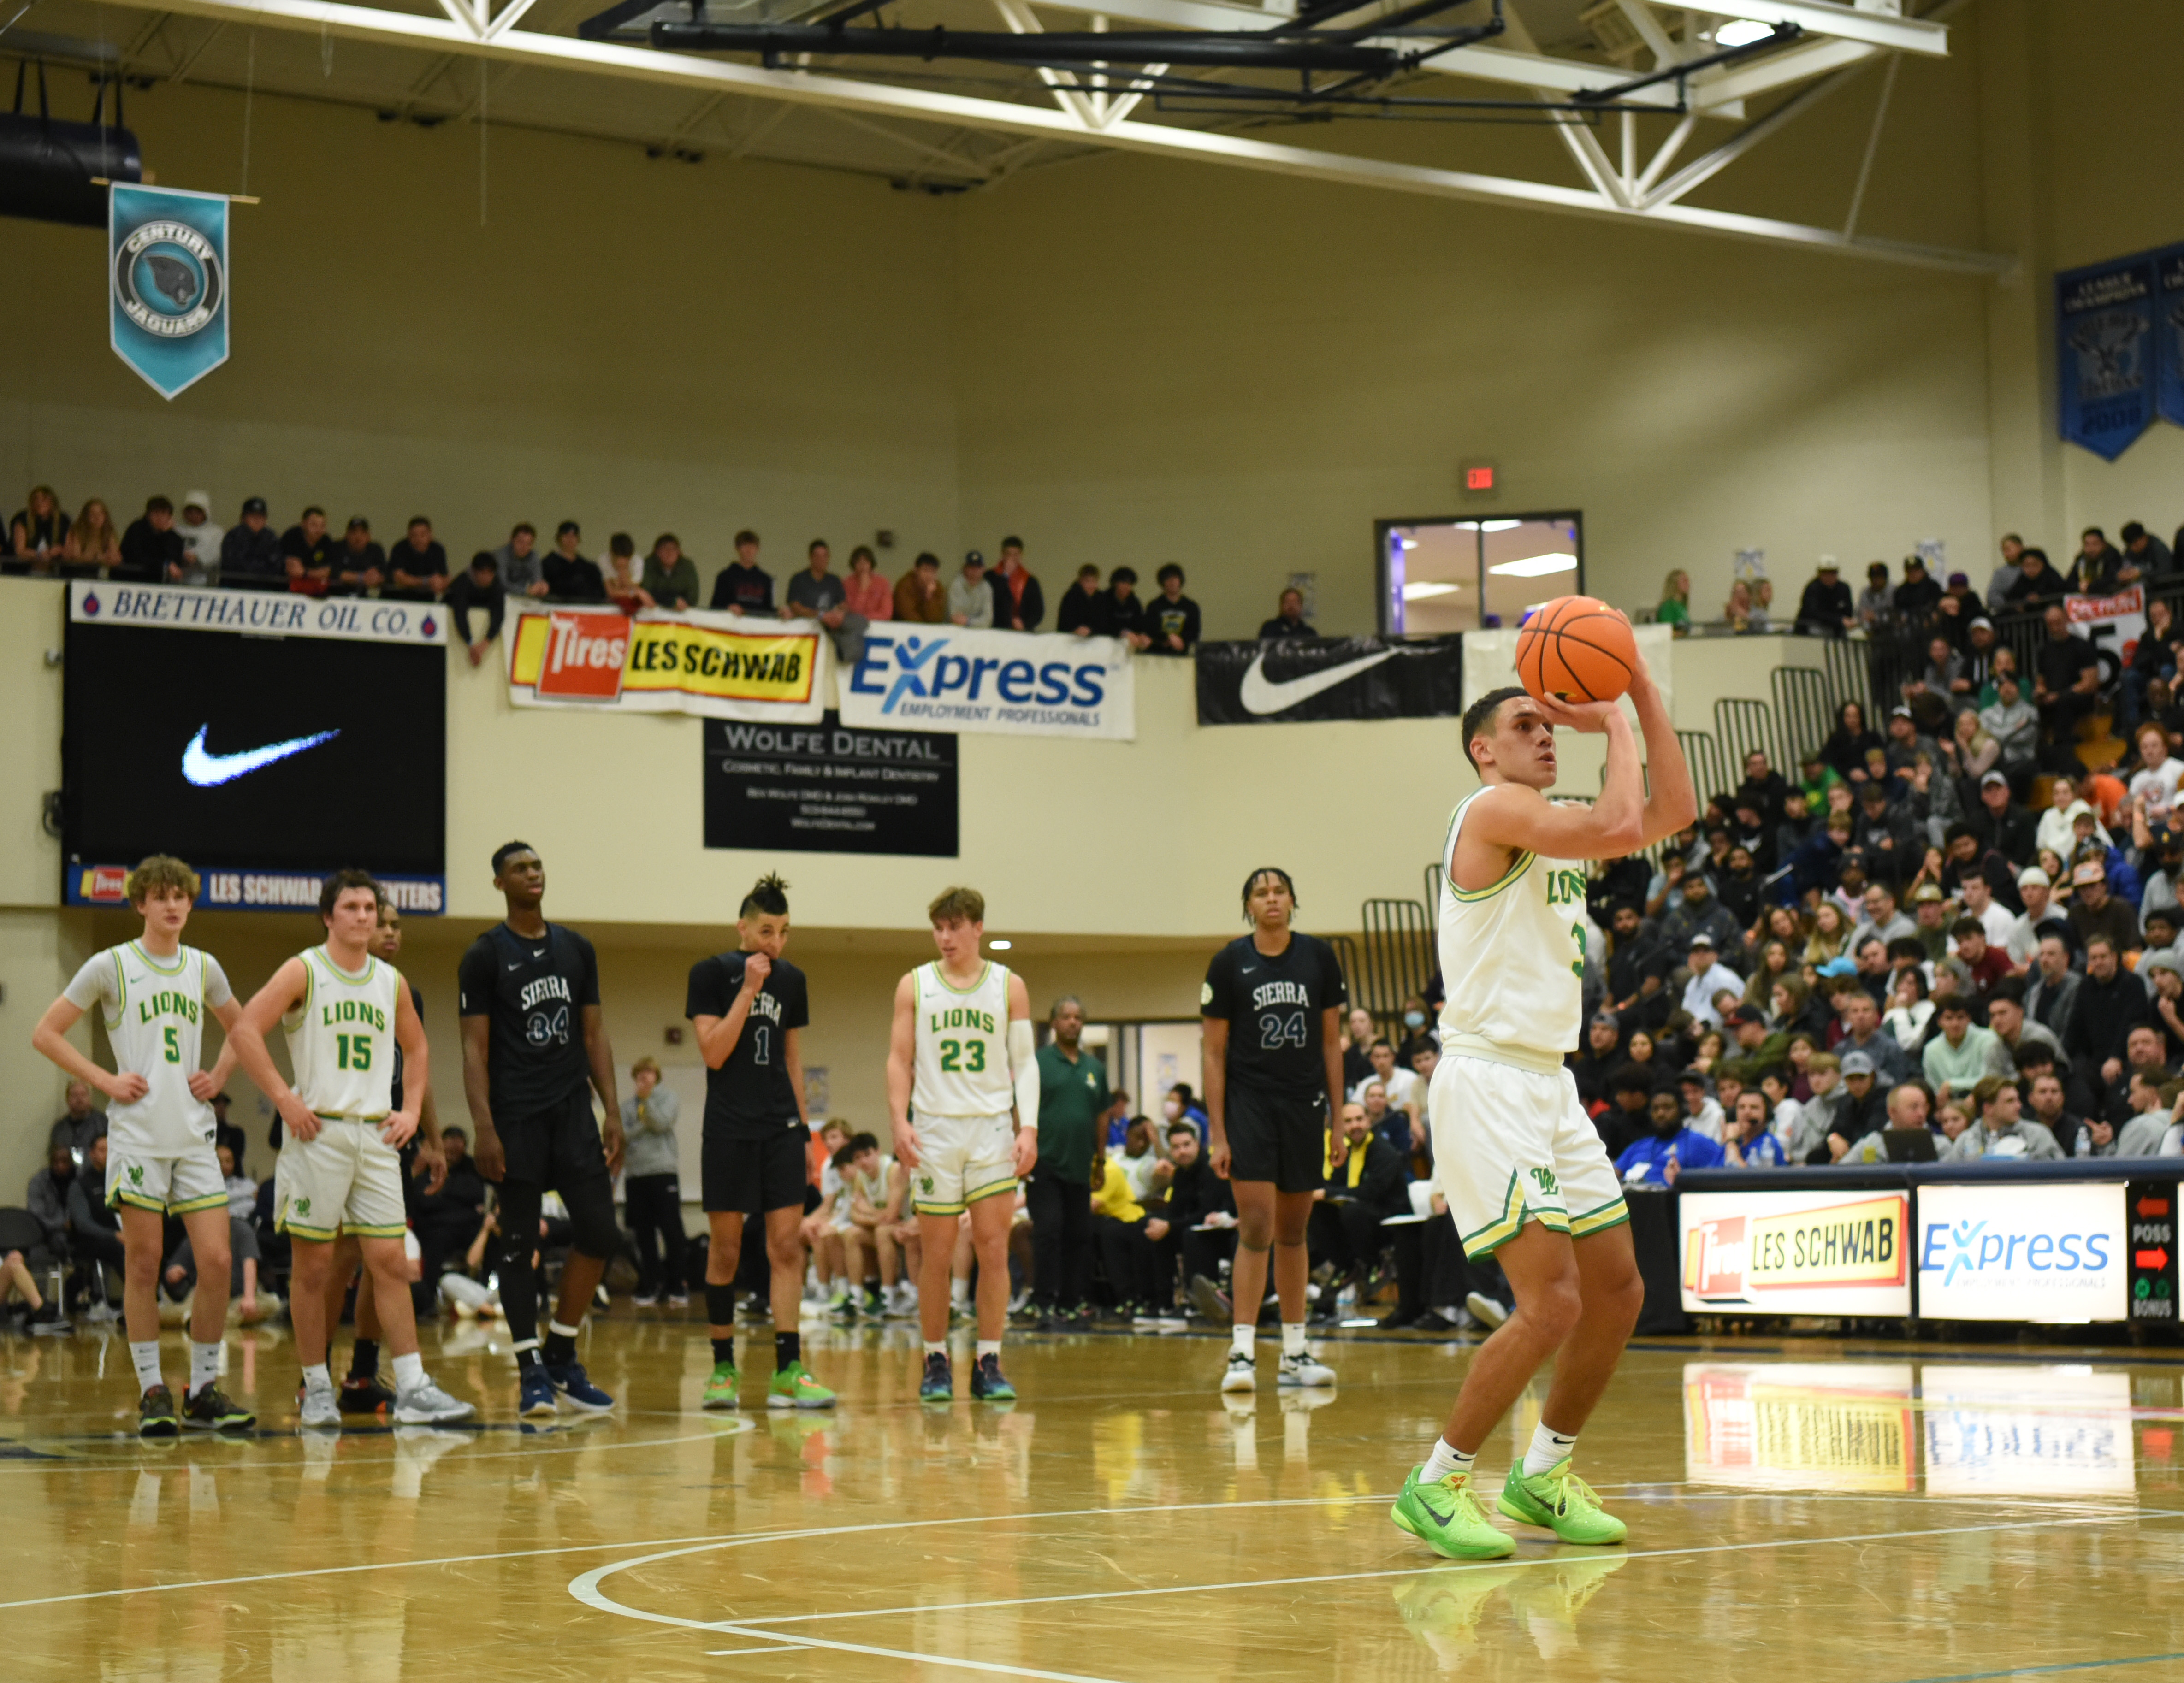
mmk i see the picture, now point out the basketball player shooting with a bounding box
[1391,626,1693,1559]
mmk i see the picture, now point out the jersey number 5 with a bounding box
[161,1026,181,1064]
[938,1039,987,1072]
[1258,1011,1308,1051]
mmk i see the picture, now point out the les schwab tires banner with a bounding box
[1195,635,1462,725]
[1680,1188,1912,1317]
[505,606,829,723]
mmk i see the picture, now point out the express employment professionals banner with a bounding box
[2056,251,2158,461]
[506,606,828,724]
[1195,635,1462,726]
[1916,1181,2127,1323]
[110,183,230,400]
[839,626,1133,741]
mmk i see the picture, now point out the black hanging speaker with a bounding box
[0,60,142,228]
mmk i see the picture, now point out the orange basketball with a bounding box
[1514,596,1637,704]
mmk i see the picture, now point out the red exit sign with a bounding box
[1465,465,1495,490]
[1460,459,1498,497]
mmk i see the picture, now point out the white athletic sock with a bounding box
[548,1319,582,1339]
[976,1340,1000,1361]
[302,1363,335,1397]
[392,1352,426,1392]
[188,1340,221,1396]
[1280,1322,1307,1359]
[130,1340,164,1393]
[923,1341,947,1359]
[1423,1437,1476,1483]
[950,1280,970,1309]
[1229,1324,1255,1361]
[1524,1422,1578,1478]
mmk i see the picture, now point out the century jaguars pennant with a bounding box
[109,183,231,399]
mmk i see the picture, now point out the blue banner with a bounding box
[2157,243,2184,431]
[2055,252,2156,461]
[109,183,230,399]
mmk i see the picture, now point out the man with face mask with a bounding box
[1162,1082,1208,1146]
[1396,996,1438,1066]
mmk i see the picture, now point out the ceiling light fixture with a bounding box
[1487,552,1580,578]
[1714,19,1775,47]
[1402,581,1462,600]
[988,939,1012,950]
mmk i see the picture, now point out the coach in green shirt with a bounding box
[1027,996,1108,1324]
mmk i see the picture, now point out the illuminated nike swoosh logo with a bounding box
[1238,650,1396,715]
[181,726,340,786]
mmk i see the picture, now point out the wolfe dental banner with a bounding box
[2056,249,2159,460]
[838,626,1134,741]
[1195,634,1462,726]
[703,713,959,857]
[110,183,230,399]
[1680,1187,1912,1317]
[506,607,829,724]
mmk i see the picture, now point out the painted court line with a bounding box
[1893,1653,2184,1683]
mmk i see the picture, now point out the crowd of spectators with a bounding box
[1,486,1217,667]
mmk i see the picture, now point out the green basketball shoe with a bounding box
[768,1362,837,1410]
[1497,1457,1627,1545]
[1389,1465,1515,1559]
[702,1363,739,1410]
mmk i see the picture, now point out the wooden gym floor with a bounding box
[2,1315,2181,1682]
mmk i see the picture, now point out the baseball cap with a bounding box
[1948,572,1970,587]
[1817,957,1858,978]
[346,515,370,532]
[1971,616,1995,632]
[2072,860,2106,885]
[1981,769,2008,788]
[1912,884,1943,903]
[964,549,986,567]
[242,496,267,515]
[1839,1051,1877,1077]
[2018,865,2051,888]
[1726,1004,1764,1026]
[1688,932,1716,950]
[1817,555,1840,572]
[1678,1068,1710,1087]
[1890,704,1913,719]
[183,489,210,515]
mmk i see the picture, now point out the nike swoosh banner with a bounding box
[1194,635,1462,725]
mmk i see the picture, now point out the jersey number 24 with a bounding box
[1258,1011,1308,1051]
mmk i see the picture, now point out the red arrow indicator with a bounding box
[2138,1197,2172,1218]
[2137,1248,2172,1272]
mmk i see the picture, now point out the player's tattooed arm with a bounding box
[460,1013,503,1181]
[581,1003,624,1176]
[228,957,323,1144]
[886,971,920,1170]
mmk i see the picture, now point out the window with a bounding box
[1376,512,1584,637]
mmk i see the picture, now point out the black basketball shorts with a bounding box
[497,1087,611,1192]
[703,1125,811,1217]
[1223,1087,1329,1195]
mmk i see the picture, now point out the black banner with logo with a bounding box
[2128,1178,2178,1325]
[1194,635,1464,725]
[704,712,958,856]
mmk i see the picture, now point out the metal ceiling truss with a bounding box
[58,0,2007,272]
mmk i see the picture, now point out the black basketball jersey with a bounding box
[457,922,600,1118]
[1201,932,1347,1096]
[685,951,810,1141]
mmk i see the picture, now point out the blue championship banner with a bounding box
[109,183,230,399]
[2055,251,2156,461]
[2157,244,2184,432]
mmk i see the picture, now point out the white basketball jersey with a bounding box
[911,960,1014,1118]
[62,942,233,1155]
[282,947,404,1120]
[1437,790,1588,1061]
